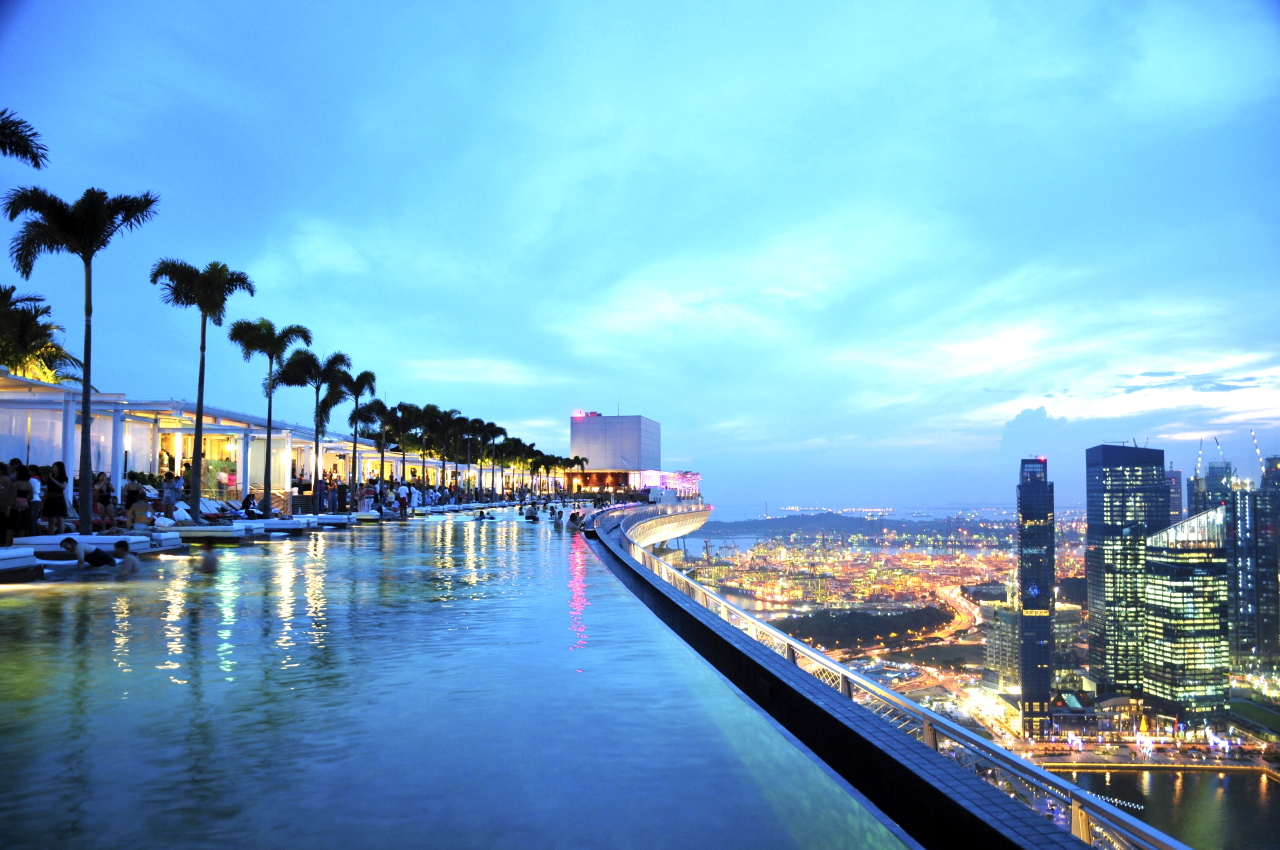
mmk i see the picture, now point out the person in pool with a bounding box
[195,540,219,574]
[114,540,140,577]
[61,537,115,569]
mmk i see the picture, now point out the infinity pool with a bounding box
[0,514,908,849]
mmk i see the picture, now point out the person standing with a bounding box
[41,462,68,535]
[93,472,114,527]
[11,465,34,538]
[121,471,144,509]
[161,471,181,519]
[0,462,15,546]
[314,475,327,515]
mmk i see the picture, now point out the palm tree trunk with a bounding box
[192,313,208,508]
[350,397,360,504]
[313,384,322,515]
[262,359,273,514]
[78,258,93,534]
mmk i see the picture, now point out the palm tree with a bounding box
[342,370,376,493]
[227,318,312,513]
[479,421,507,496]
[463,417,486,493]
[569,455,589,496]
[0,109,48,169]
[5,187,159,532]
[150,260,255,502]
[442,410,468,490]
[275,348,351,499]
[0,285,82,383]
[391,403,420,483]
[411,403,444,487]
[362,398,394,483]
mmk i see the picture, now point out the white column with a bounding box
[151,416,160,474]
[109,404,125,492]
[60,394,74,478]
[238,428,250,500]
[283,429,293,511]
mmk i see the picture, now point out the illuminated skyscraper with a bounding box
[1085,445,1169,695]
[1017,458,1054,737]
[1224,488,1280,672]
[1191,461,1235,515]
[1166,466,1182,524]
[1143,508,1230,725]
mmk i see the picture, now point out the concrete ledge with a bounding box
[586,519,1082,850]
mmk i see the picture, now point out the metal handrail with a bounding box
[593,503,1192,850]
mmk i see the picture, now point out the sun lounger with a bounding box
[0,547,41,583]
[13,534,152,556]
[172,524,255,543]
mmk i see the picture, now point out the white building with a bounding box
[570,412,660,471]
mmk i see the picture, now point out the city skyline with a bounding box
[4,1,1280,510]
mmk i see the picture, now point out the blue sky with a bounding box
[4,1,1280,514]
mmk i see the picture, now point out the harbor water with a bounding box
[1062,769,1279,850]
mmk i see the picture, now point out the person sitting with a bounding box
[113,540,140,577]
[61,537,116,569]
[124,496,153,531]
[524,503,538,521]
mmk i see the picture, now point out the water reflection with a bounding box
[111,594,132,677]
[568,534,589,654]
[0,515,908,850]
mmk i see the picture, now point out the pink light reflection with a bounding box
[568,534,590,655]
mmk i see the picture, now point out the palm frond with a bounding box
[0,109,49,169]
[9,218,68,278]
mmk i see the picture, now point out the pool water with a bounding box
[0,514,908,849]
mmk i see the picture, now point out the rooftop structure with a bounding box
[570,412,660,471]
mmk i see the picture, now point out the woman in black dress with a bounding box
[42,461,68,535]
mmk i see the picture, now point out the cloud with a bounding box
[1110,1,1280,121]
[403,359,568,387]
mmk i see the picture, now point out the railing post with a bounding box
[785,644,798,664]
[1070,793,1091,843]
[840,675,852,698]
[921,719,938,751]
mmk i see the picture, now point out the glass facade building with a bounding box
[1085,445,1169,695]
[1223,489,1280,672]
[1016,458,1054,737]
[1166,467,1182,525]
[1143,508,1230,724]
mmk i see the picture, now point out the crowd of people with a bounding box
[308,469,600,521]
[0,458,71,546]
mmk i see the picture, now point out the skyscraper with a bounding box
[1166,466,1183,525]
[1224,488,1280,672]
[1085,445,1169,695]
[1190,461,1235,515]
[1143,508,1230,725]
[1017,458,1054,737]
